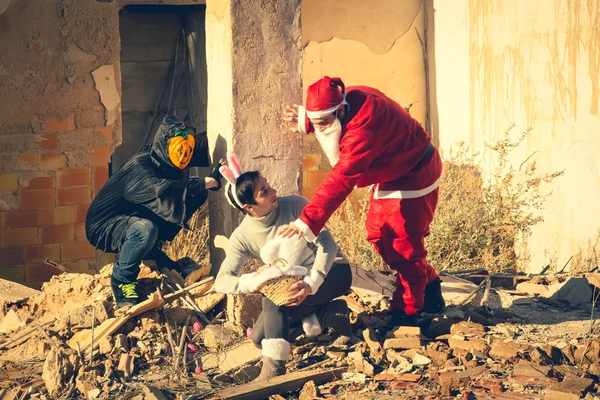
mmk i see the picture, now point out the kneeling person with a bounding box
[214,155,353,381]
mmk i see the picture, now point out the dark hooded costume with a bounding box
[85,116,210,254]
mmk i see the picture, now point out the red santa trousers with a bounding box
[366,188,440,315]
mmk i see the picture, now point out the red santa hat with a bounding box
[298,76,346,135]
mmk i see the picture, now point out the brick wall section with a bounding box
[301,153,327,200]
[0,113,113,286]
[0,0,121,287]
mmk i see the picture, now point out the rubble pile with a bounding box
[0,267,599,399]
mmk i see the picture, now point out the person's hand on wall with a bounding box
[287,280,311,306]
[207,158,226,191]
[282,104,301,134]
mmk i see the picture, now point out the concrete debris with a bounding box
[0,265,599,399]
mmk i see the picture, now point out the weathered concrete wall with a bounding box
[431,0,600,272]
[205,0,303,274]
[301,0,427,196]
[0,0,121,286]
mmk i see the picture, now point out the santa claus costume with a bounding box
[294,76,445,321]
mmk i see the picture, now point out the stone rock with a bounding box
[489,340,529,359]
[425,349,451,364]
[546,374,594,398]
[97,335,113,355]
[141,384,168,400]
[42,349,79,397]
[116,354,134,378]
[513,360,551,377]
[76,369,100,397]
[299,380,318,400]
[232,364,261,384]
[342,372,367,384]
[201,325,238,350]
[349,351,375,377]
[448,335,490,354]
[383,337,422,350]
[386,326,421,338]
[450,321,486,336]
[115,334,128,352]
[439,365,488,396]
[548,277,593,306]
[516,282,550,296]
[413,353,432,366]
[87,388,101,399]
[0,309,23,334]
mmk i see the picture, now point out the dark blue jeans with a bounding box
[112,218,159,283]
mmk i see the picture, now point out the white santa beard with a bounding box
[315,118,342,167]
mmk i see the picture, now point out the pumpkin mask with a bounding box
[168,128,195,169]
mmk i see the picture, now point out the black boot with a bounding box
[389,308,418,327]
[423,279,446,313]
[111,275,140,308]
[318,299,355,347]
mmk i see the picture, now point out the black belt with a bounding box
[411,143,435,172]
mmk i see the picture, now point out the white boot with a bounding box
[254,338,290,382]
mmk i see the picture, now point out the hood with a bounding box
[151,115,191,169]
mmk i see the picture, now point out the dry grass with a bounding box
[569,230,600,274]
[162,203,210,266]
[327,189,387,271]
[328,125,563,274]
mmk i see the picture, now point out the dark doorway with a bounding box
[115,4,208,173]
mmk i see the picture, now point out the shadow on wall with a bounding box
[425,0,439,148]
[0,0,12,15]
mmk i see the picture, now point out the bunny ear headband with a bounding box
[219,152,245,210]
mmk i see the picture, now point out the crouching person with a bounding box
[214,153,353,381]
[85,116,223,308]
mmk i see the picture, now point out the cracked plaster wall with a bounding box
[205,0,302,278]
[301,0,427,172]
[432,0,600,272]
[0,0,120,284]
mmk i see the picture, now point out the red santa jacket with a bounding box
[296,86,443,241]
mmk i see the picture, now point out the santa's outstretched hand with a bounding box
[282,104,301,135]
[277,224,302,239]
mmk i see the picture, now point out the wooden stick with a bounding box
[90,306,95,364]
[217,367,347,400]
[44,258,72,273]
[176,313,192,370]
[0,318,56,350]
[459,275,491,307]
[163,277,213,303]
[481,277,492,308]
[164,280,210,326]
[34,323,60,353]
[162,309,177,359]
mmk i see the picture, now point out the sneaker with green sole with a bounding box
[111,276,139,308]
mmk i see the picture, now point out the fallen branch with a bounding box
[217,367,347,400]
[0,318,56,350]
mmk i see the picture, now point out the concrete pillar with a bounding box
[205,0,303,276]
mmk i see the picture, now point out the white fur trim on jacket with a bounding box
[237,272,257,293]
[293,218,317,243]
[303,268,325,294]
[302,313,322,337]
[261,338,291,361]
[298,105,307,135]
[260,235,313,267]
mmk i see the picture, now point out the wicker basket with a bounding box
[257,258,302,306]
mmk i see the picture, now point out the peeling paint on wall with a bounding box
[302,0,423,54]
[434,0,600,272]
[92,64,120,126]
